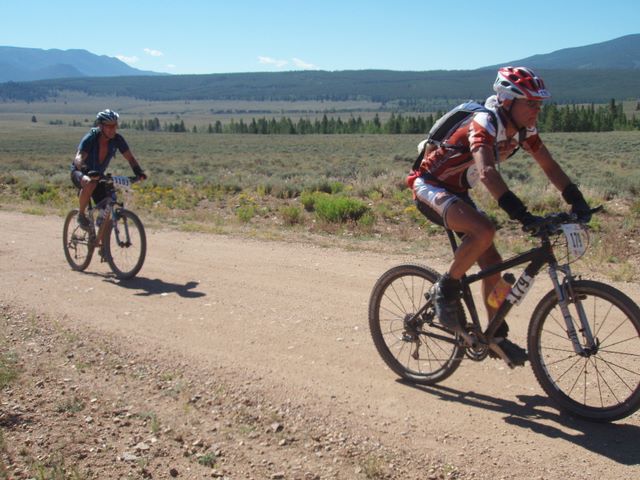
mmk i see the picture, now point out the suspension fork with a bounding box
[547,265,596,355]
[111,205,131,247]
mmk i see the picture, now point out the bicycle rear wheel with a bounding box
[104,209,146,279]
[528,280,640,422]
[62,209,94,271]
[368,264,464,385]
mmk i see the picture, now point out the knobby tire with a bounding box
[528,280,640,422]
[62,209,94,271]
[104,209,146,279]
[368,264,464,385]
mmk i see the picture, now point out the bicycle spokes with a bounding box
[369,265,464,385]
[529,280,640,421]
[105,209,146,279]
[62,209,95,271]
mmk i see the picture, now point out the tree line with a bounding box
[119,100,639,135]
[4,67,640,104]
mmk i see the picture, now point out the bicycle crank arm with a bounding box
[456,329,477,349]
[488,342,516,369]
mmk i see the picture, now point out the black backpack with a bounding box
[411,100,498,172]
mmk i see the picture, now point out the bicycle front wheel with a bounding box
[528,280,640,422]
[104,209,146,279]
[368,264,464,385]
[62,209,94,271]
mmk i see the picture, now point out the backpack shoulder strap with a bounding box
[428,101,495,148]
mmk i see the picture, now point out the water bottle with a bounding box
[487,273,516,309]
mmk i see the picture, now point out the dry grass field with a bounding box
[1,98,639,280]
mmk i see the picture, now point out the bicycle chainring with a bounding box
[463,325,489,361]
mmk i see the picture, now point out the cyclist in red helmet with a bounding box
[70,109,146,229]
[413,66,591,366]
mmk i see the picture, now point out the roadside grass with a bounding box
[55,396,85,414]
[0,313,20,389]
[0,122,638,279]
[138,412,161,434]
[0,351,19,389]
[32,454,85,480]
[360,455,388,479]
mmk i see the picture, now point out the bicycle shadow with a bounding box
[400,380,640,465]
[105,276,206,298]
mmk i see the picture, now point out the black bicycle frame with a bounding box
[445,230,558,342]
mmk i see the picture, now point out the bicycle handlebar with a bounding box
[91,173,143,187]
[526,206,603,237]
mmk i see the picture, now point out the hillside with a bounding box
[1,35,639,106]
[0,46,164,82]
[2,69,639,107]
[482,34,640,70]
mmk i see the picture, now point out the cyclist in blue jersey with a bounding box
[70,109,146,228]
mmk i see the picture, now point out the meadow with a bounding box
[1,99,639,281]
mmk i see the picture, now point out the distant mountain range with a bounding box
[0,36,639,106]
[0,46,164,82]
[479,34,640,70]
[2,34,640,84]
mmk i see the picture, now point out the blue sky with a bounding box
[2,0,638,75]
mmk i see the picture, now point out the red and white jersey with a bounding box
[419,96,543,193]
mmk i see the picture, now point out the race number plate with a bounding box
[561,223,588,259]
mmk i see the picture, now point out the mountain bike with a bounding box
[63,174,146,279]
[368,209,640,422]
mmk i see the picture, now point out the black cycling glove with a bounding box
[562,183,591,222]
[498,190,543,232]
[132,165,147,180]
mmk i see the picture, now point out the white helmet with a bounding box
[96,109,120,125]
[493,66,550,102]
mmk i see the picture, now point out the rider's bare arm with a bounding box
[74,150,88,170]
[122,150,140,170]
[472,145,510,200]
[528,143,573,192]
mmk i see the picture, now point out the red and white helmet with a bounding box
[493,66,550,101]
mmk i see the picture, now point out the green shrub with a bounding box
[357,211,376,227]
[236,205,255,223]
[300,191,317,211]
[329,181,345,194]
[20,182,63,205]
[274,183,302,199]
[314,194,369,223]
[198,452,217,468]
[281,205,303,225]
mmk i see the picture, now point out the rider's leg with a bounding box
[443,200,496,280]
[427,201,496,332]
[476,244,502,318]
[476,246,527,365]
[78,182,96,215]
[71,170,95,216]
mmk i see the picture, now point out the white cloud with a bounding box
[116,55,139,64]
[258,56,318,70]
[292,58,318,70]
[144,48,164,57]
[258,56,288,68]
[166,64,177,70]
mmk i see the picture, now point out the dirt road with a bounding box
[1,210,639,479]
